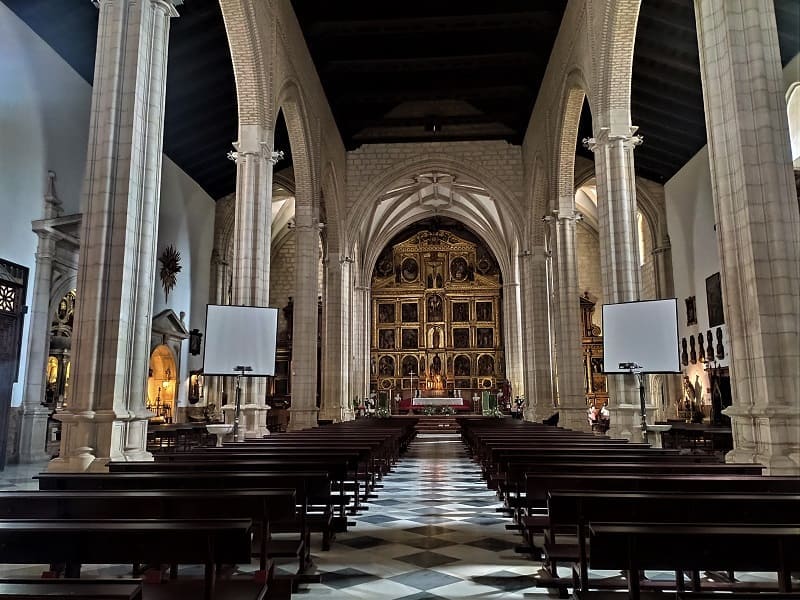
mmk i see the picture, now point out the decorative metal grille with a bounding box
[0,284,15,313]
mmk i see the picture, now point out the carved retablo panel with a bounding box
[370,227,504,397]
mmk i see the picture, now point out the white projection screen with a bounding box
[602,299,680,374]
[203,305,278,376]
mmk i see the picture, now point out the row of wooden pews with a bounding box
[0,417,416,600]
[458,417,800,600]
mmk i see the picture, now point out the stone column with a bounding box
[226,125,277,438]
[319,256,352,422]
[19,173,61,463]
[203,249,228,411]
[49,0,180,472]
[520,247,555,422]
[694,0,800,474]
[350,283,369,415]
[501,281,524,400]
[552,205,588,430]
[586,125,651,441]
[288,210,320,430]
[651,240,681,420]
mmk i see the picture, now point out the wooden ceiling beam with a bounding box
[304,11,562,37]
[323,52,544,74]
[333,85,534,104]
[351,132,514,145]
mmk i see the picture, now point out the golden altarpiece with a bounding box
[370,229,504,403]
[581,293,608,409]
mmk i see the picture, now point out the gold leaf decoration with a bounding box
[158,244,182,302]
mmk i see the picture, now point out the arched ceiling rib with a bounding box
[357,171,517,282]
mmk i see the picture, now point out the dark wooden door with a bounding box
[0,260,29,469]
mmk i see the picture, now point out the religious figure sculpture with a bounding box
[427,294,443,321]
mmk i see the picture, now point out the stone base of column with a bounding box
[559,406,591,432]
[18,406,52,463]
[607,403,640,442]
[47,411,153,472]
[288,408,319,431]
[523,399,552,424]
[607,402,659,445]
[725,405,800,476]
[317,406,342,423]
[242,404,268,438]
[47,411,96,472]
[223,404,266,438]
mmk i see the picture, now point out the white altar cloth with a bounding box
[412,397,463,406]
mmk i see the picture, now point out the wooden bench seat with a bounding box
[0,519,254,600]
[585,523,800,600]
[37,471,329,569]
[545,491,800,593]
[0,578,142,599]
[0,489,296,577]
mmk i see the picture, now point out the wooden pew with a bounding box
[0,579,142,599]
[0,519,253,600]
[503,461,763,523]
[0,489,295,577]
[584,523,800,600]
[180,446,375,510]
[37,471,329,571]
[546,491,800,593]
[110,456,356,525]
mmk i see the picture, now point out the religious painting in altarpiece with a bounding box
[370,228,504,399]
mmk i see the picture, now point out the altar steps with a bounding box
[414,416,460,433]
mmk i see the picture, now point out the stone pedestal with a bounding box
[288,407,319,432]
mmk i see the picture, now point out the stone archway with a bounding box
[147,344,178,424]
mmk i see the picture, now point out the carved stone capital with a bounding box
[583,125,643,152]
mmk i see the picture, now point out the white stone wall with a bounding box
[269,236,296,336]
[153,157,216,407]
[0,5,91,408]
[576,223,602,318]
[665,145,726,379]
[346,141,524,216]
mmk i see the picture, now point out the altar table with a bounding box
[412,397,464,406]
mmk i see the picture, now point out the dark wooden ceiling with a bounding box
[3,0,797,198]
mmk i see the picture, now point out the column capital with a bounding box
[91,0,182,16]
[227,140,281,164]
[583,125,643,152]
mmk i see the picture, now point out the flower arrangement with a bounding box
[375,407,391,418]
[422,405,437,416]
[439,406,455,416]
[485,407,504,418]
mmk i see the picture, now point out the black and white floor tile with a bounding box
[264,433,548,599]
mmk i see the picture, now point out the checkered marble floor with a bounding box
[267,432,549,599]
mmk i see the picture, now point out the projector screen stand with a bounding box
[620,362,648,445]
[232,365,253,441]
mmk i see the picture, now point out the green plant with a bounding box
[422,405,436,416]
[375,407,391,418]
[485,407,504,418]
[439,406,455,416]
